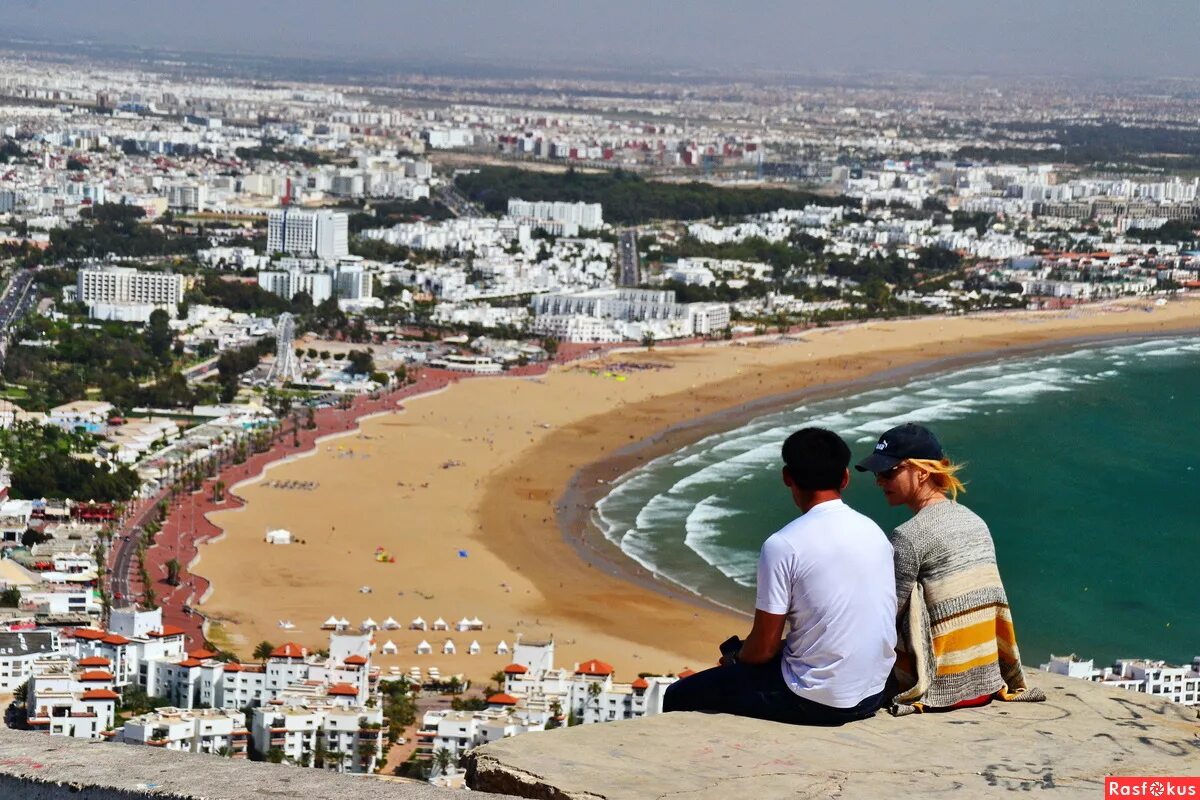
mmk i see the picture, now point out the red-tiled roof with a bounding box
[188,648,216,660]
[79,670,114,681]
[222,663,244,673]
[575,659,614,677]
[487,693,519,706]
[78,656,111,667]
[631,677,648,690]
[81,689,120,701]
[101,634,131,646]
[178,658,203,669]
[343,654,368,665]
[73,628,106,640]
[677,668,696,679]
[327,683,359,697]
[502,663,528,674]
[269,642,306,659]
[146,625,185,638]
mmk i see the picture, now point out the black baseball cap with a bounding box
[855,423,944,473]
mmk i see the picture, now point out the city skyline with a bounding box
[6,0,1200,80]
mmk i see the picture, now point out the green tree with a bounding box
[165,558,182,586]
[542,336,559,358]
[0,587,21,607]
[433,747,453,777]
[146,309,174,365]
[253,641,275,661]
[266,747,285,764]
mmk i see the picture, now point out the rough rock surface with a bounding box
[466,671,1200,799]
[0,723,503,799]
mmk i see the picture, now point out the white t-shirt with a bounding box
[755,498,897,709]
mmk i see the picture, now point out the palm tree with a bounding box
[252,641,275,661]
[212,480,225,503]
[587,681,602,721]
[432,747,453,777]
[165,558,181,586]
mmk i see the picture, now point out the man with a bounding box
[663,428,897,725]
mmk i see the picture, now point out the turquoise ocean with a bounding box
[594,336,1200,666]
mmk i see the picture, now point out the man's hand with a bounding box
[736,609,787,665]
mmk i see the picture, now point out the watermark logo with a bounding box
[1106,778,1200,798]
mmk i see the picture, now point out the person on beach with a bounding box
[663,428,897,725]
[856,423,1045,715]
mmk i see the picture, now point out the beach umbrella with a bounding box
[468,640,481,655]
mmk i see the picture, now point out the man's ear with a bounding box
[781,466,794,488]
[839,468,850,491]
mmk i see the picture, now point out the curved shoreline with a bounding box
[553,324,1200,621]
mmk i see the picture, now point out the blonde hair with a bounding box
[906,458,966,501]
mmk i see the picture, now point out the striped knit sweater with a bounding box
[889,501,1043,714]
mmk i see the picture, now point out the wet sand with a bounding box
[197,297,1200,681]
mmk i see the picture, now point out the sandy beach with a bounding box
[196,297,1200,682]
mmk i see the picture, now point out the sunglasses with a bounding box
[877,464,907,481]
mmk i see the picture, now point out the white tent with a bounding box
[431,617,449,631]
[410,617,427,630]
[442,639,456,655]
[455,617,472,632]
[362,617,378,631]
[265,529,292,545]
[466,617,484,630]
[381,640,398,655]
[415,640,432,655]
[382,617,400,630]
[336,617,350,630]
[468,640,481,655]
[321,616,340,630]
[495,640,510,654]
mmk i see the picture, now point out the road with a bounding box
[0,267,38,367]
[435,185,484,218]
[617,228,641,287]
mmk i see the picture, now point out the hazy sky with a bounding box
[6,0,1200,79]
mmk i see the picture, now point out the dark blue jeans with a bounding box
[663,654,885,726]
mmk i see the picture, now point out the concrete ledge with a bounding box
[0,726,506,799]
[465,671,1200,799]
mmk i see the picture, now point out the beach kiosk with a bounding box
[415,640,432,655]
[455,617,472,632]
[321,616,340,630]
[362,617,378,632]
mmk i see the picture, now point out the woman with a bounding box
[856,422,1044,715]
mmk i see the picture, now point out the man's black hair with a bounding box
[781,428,851,491]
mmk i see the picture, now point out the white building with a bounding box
[76,266,184,321]
[251,699,384,773]
[1042,655,1200,706]
[267,209,349,259]
[507,199,603,231]
[0,630,61,693]
[25,656,119,740]
[111,706,249,757]
[257,269,334,306]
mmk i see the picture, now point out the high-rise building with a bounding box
[257,269,334,306]
[267,209,349,259]
[76,266,184,307]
